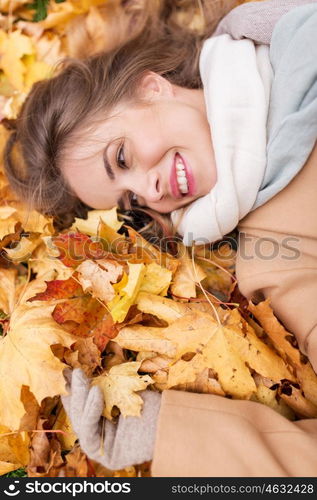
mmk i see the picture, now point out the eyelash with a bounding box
[116,142,128,170]
[115,143,138,206]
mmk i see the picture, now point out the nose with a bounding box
[131,168,163,203]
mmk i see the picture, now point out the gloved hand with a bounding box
[61,368,161,470]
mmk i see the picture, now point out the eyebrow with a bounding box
[103,144,115,180]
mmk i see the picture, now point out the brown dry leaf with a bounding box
[0,425,29,475]
[249,299,317,406]
[171,243,206,299]
[251,382,295,420]
[0,293,77,429]
[52,405,77,451]
[222,308,296,383]
[27,423,64,477]
[278,383,317,419]
[64,337,101,377]
[19,385,40,432]
[77,259,123,302]
[92,362,153,420]
[58,444,91,477]
[172,367,226,397]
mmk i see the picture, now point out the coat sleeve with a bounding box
[151,146,317,478]
[151,390,317,477]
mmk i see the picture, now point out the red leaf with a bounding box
[53,297,118,352]
[27,277,83,302]
[52,232,106,267]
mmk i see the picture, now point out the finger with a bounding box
[61,368,73,415]
[79,385,105,457]
[69,368,90,432]
[63,367,73,387]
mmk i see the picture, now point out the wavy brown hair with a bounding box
[3,0,237,237]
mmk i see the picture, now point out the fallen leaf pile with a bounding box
[1,0,316,479]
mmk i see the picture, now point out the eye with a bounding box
[116,142,128,170]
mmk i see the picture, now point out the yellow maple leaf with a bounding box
[70,207,122,236]
[222,308,296,383]
[136,291,217,325]
[52,406,77,451]
[29,241,73,281]
[23,54,51,89]
[0,425,29,476]
[139,262,172,296]
[92,361,153,420]
[0,207,19,239]
[167,325,257,399]
[0,286,77,429]
[0,268,18,316]
[0,29,34,91]
[40,0,108,30]
[5,234,43,263]
[108,263,146,323]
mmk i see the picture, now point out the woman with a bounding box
[4,0,317,475]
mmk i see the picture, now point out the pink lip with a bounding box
[169,153,195,199]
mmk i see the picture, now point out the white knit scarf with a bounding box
[171,34,273,245]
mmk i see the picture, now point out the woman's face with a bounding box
[62,72,217,214]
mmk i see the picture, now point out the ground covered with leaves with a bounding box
[1,0,317,478]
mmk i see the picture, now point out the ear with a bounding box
[137,71,174,100]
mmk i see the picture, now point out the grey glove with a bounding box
[61,368,161,470]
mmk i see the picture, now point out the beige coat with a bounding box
[151,143,317,477]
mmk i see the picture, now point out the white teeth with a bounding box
[175,156,189,194]
[178,178,187,186]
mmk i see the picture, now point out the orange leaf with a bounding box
[52,232,105,267]
[27,276,83,302]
